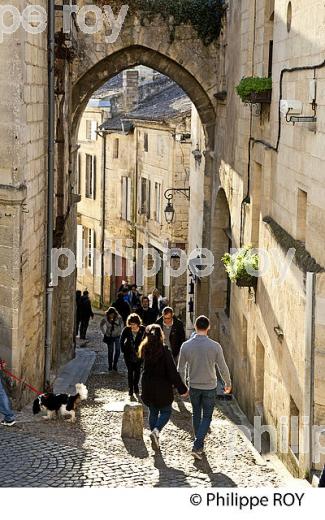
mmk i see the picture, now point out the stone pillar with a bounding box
[121,402,144,439]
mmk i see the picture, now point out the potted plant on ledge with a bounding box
[236,76,272,104]
[222,246,259,289]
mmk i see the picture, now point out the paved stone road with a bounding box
[0,316,300,488]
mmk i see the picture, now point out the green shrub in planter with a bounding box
[236,77,272,103]
[221,246,259,287]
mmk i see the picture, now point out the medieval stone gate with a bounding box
[0,1,227,401]
[53,1,226,378]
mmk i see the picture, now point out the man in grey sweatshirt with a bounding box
[178,315,232,460]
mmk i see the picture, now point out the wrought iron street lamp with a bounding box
[164,188,191,224]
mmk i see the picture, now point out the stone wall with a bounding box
[0,3,48,404]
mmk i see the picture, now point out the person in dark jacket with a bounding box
[128,284,141,312]
[100,307,124,372]
[139,324,188,450]
[120,314,146,397]
[156,307,186,362]
[112,291,131,325]
[76,290,82,337]
[138,296,157,326]
[79,291,94,339]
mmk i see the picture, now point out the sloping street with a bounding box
[0,316,301,488]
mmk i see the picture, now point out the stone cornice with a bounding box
[263,216,324,274]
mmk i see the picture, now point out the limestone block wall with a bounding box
[314,272,325,470]
[0,4,48,404]
[210,0,325,478]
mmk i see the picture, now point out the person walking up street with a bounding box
[139,296,157,326]
[100,307,124,372]
[139,324,188,451]
[157,307,186,364]
[178,315,232,460]
[128,284,141,312]
[120,314,146,398]
[79,291,94,340]
[112,291,131,325]
[149,288,163,317]
[0,363,16,427]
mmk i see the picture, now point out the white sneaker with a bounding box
[150,428,160,450]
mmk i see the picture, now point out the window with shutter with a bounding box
[113,138,119,159]
[144,132,148,152]
[85,154,92,198]
[86,120,92,140]
[76,225,84,269]
[127,177,132,222]
[121,177,127,220]
[91,120,97,141]
[92,156,97,200]
[147,180,151,220]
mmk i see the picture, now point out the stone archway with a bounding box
[54,3,224,358]
[209,188,232,337]
[71,45,216,149]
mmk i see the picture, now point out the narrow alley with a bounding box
[0,316,300,488]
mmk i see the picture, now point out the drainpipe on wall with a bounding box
[45,0,55,389]
[98,131,107,308]
[304,272,316,478]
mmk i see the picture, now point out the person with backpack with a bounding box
[100,307,124,372]
[120,314,146,397]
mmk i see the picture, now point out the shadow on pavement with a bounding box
[153,451,191,487]
[122,437,149,459]
[193,454,238,487]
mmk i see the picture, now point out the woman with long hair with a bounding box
[100,307,124,372]
[139,324,188,450]
[120,314,146,397]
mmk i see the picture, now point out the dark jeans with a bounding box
[80,318,90,339]
[319,465,325,487]
[0,377,15,422]
[148,404,172,432]
[125,361,141,395]
[76,318,81,336]
[189,387,216,450]
[107,337,120,370]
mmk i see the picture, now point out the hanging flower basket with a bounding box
[222,246,259,289]
[244,90,272,104]
[236,77,272,104]
[236,273,258,288]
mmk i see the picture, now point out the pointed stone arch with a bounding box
[71,45,216,150]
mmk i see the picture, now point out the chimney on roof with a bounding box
[123,69,139,113]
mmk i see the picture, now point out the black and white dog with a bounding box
[32,384,88,422]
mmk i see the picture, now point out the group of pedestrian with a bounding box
[99,290,233,459]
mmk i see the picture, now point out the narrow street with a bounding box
[0,316,299,488]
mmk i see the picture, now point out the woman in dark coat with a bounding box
[138,324,188,450]
[120,314,146,397]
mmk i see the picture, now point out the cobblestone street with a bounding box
[0,316,301,488]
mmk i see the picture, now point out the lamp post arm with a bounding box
[164,188,191,201]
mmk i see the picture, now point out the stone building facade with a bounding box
[1,0,324,481]
[77,73,193,318]
[208,0,325,478]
